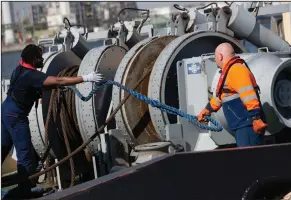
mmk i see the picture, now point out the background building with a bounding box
[2,1,290,47]
[1,1,16,44]
[70,1,138,31]
[32,4,47,24]
[94,1,138,29]
[44,1,138,32]
[69,2,95,31]
[31,3,48,30]
[46,2,76,31]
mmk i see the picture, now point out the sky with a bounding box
[11,1,202,20]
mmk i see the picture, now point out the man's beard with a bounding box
[34,58,44,68]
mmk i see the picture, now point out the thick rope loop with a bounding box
[64,80,223,132]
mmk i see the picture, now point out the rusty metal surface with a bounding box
[118,36,177,145]
[112,37,156,147]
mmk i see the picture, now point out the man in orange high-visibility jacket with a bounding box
[198,43,268,147]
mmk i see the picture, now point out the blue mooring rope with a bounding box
[64,80,223,132]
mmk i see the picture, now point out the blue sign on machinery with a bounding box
[187,62,201,74]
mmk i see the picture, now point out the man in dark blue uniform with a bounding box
[1,44,104,198]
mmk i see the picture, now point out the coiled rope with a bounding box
[64,80,223,132]
[27,68,223,184]
[45,66,89,188]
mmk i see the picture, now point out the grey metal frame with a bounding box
[256,3,291,17]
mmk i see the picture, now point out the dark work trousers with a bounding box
[235,125,263,147]
[1,96,39,193]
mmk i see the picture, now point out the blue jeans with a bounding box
[235,126,263,147]
[1,97,39,191]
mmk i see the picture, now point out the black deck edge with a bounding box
[37,143,291,200]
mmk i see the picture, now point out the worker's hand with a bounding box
[252,118,268,134]
[82,72,104,83]
[198,108,211,122]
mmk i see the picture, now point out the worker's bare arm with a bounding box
[43,76,84,87]
[42,72,104,87]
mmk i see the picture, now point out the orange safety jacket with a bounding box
[205,56,263,131]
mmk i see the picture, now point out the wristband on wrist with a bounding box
[205,102,214,113]
[82,75,88,82]
[252,115,260,121]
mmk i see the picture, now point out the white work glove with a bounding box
[82,72,104,83]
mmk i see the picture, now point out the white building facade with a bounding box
[46,2,77,31]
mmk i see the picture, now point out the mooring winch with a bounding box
[2,2,291,196]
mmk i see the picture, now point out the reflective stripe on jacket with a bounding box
[206,57,262,131]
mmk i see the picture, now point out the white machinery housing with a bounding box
[170,51,291,151]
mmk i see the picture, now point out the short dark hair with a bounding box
[21,44,43,64]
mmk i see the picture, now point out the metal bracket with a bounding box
[63,31,74,52]
[107,8,151,49]
[108,129,130,167]
[168,4,191,36]
[215,6,234,36]
[258,47,269,52]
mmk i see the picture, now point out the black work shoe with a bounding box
[2,186,44,199]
